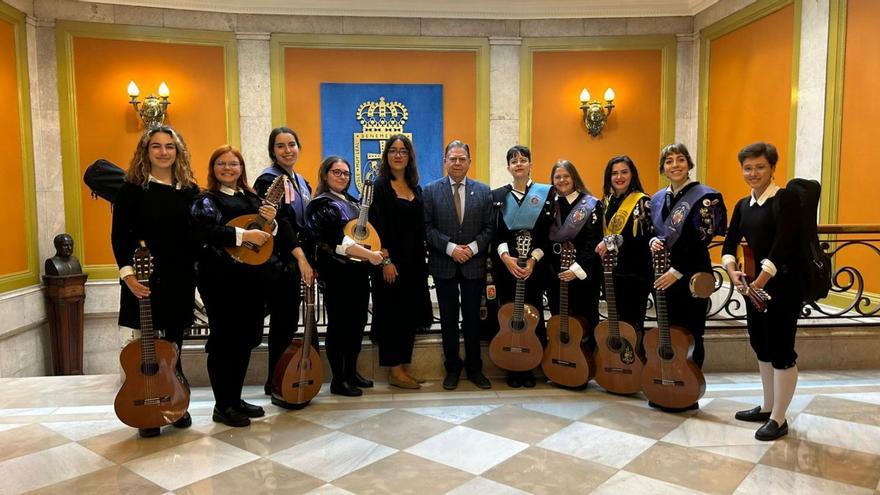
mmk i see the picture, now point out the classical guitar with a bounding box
[225,174,287,266]
[593,235,645,394]
[542,241,593,388]
[342,179,382,259]
[490,230,543,371]
[272,282,323,409]
[640,246,705,409]
[114,242,190,429]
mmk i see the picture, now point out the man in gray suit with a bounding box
[424,140,494,390]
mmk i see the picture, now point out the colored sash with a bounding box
[260,165,311,228]
[650,183,718,248]
[550,194,598,242]
[316,192,359,223]
[502,183,551,231]
[603,191,648,237]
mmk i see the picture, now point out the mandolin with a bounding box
[272,282,323,409]
[490,230,543,372]
[342,179,381,260]
[640,246,705,409]
[593,235,644,394]
[115,242,190,429]
[225,175,287,266]
[542,241,593,388]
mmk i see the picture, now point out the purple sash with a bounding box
[650,183,718,248]
[550,194,598,242]
[316,192,359,222]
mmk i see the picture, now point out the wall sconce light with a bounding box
[579,87,616,137]
[127,80,171,129]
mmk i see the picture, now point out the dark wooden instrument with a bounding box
[490,230,543,371]
[640,246,705,409]
[739,245,771,313]
[542,241,593,388]
[343,179,381,259]
[114,242,190,429]
[272,282,323,409]
[594,235,644,394]
[225,174,287,266]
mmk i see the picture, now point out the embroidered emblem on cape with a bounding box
[572,207,587,224]
[671,202,689,226]
[530,196,540,206]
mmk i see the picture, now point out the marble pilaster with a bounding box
[488,37,521,188]
[236,33,272,180]
[675,32,700,152]
[793,0,830,180]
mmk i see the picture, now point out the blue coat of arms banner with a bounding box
[320,83,444,197]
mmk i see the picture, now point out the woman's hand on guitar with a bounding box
[382,262,398,284]
[502,253,527,279]
[298,258,315,286]
[559,270,576,282]
[243,229,271,246]
[650,238,665,252]
[123,275,150,299]
[654,270,678,290]
[595,240,607,257]
[729,270,747,294]
[258,205,276,223]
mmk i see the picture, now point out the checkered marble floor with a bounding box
[2,371,880,495]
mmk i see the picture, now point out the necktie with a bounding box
[453,182,463,224]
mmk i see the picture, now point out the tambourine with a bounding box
[689,272,715,298]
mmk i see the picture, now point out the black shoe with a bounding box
[172,411,192,428]
[506,374,522,388]
[756,419,788,441]
[735,405,772,423]
[351,373,374,388]
[264,383,273,396]
[521,372,536,388]
[467,371,491,389]
[330,380,363,397]
[212,406,251,427]
[443,372,460,390]
[236,400,265,418]
[138,427,160,438]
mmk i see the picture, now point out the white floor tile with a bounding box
[538,422,655,468]
[733,464,874,495]
[403,405,499,424]
[520,401,604,420]
[445,476,530,495]
[791,413,880,455]
[405,426,528,475]
[294,408,392,429]
[0,443,113,495]
[594,471,707,495]
[270,431,395,482]
[42,419,127,441]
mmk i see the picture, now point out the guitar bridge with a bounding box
[652,378,685,387]
[134,395,172,406]
[551,358,577,368]
[502,346,532,353]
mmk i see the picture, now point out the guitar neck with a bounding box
[355,205,370,231]
[513,255,528,321]
[602,262,621,338]
[138,290,157,365]
[653,251,672,350]
[301,286,316,350]
[559,278,569,337]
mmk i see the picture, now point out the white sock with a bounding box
[758,360,774,412]
[770,365,798,424]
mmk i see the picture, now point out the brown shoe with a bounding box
[389,373,420,389]
[406,373,427,384]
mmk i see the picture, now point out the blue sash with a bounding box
[502,183,551,231]
[650,183,718,248]
[260,165,311,228]
[315,192,359,222]
[550,194,598,242]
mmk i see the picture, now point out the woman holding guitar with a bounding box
[191,145,286,426]
[646,143,726,412]
[722,142,802,441]
[306,156,385,396]
[112,126,198,438]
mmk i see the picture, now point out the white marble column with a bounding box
[236,32,273,183]
[488,36,521,188]
[793,0,830,180]
[675,32,700,153]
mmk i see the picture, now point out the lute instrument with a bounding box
[114,242,190,429]
[225,174,287,265]
[542,241,593,388]
[490,230,543,371]
[342,179,381,260]
[272,282,323,409]
[640,246,705,409]
[739,245,771,313]
[593,235,645,394]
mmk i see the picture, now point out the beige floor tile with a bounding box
[698,398,767,428]
[211,413,332,456]
[405,425,528,475]
[79,424,205,464]
[593,471,708,495]
[333,451,473,495]
[24,465,166,495]
[462,405,572,444]
[733,464,874,495]
[581,402,688,439]
[304,484,357,495]
[661,417,771,462]
[340,409,454,449]
[0,443,114,495]
[519,400,605,420]
[445,477,530,494]
[537,422,656,469]
[42,419,128,441]
[294,407,392,429]
[624,442,754,495]
[483,446,617,494]
[806,395,880,427]
[174,458,325,495]
[759,436,880,489]
[269,431,396,482]
[0,424,71,462]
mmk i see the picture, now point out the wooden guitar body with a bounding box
[343,220,381,252]
[593,319,644,394]
[490,302,543,371]
[273,339,323,408]
[542,314,592,387]
[115,339,189,429]
[640,323,705,409]
[225,213,275,265]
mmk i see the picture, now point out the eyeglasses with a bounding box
[215,161,241,169]
[389,149,410,157]
[328,169,351,178]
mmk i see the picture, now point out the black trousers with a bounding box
[323,265,370,383]
[746,273,801,369]
[613,274,652,333]
[435,275,484,375]
[265,267,302,386]
[661,280,708,368]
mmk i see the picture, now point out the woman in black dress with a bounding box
[369,134,433,389]
[307,156,385,396]
[191,145,281,426]
[723,142,801,441]
[111,126,198,438]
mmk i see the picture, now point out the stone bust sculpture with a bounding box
[45,233,83,276]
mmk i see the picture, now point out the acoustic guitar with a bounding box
[490,230,543,371]
[342,179,381,259]
[593,235,645,394]
[225,174,287,265]
[542,241,593,388]
[272,282,323,409]
[115,241,190,429]
[640,246,705,409]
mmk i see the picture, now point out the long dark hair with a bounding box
[314,155,354,198]
[379,134,419,188]
[550,159,590,196]
[267,126,302,165]
[603,155,645,198]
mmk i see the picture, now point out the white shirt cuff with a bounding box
[569,262,587,280]
[668,268,683,280]
[721,254,737,269]
[336,235,358,256]
[270,220,279,236]
[761,258,778,277]
[497,242,510,257]
[119,265,134,279]
[467,241,479,255]
[446,242,457,257]
[234,227,245,246]
[531,248,544,262]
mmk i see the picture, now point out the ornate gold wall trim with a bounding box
[821,0,847,224]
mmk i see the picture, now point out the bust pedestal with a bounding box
[43,273,89,375]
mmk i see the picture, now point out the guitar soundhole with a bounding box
[607,336,622,352]
[659,345,675,361]
[353,226,367,240]
[140,362,159,376]
[560,333,571,344]
[511,319,525,331]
